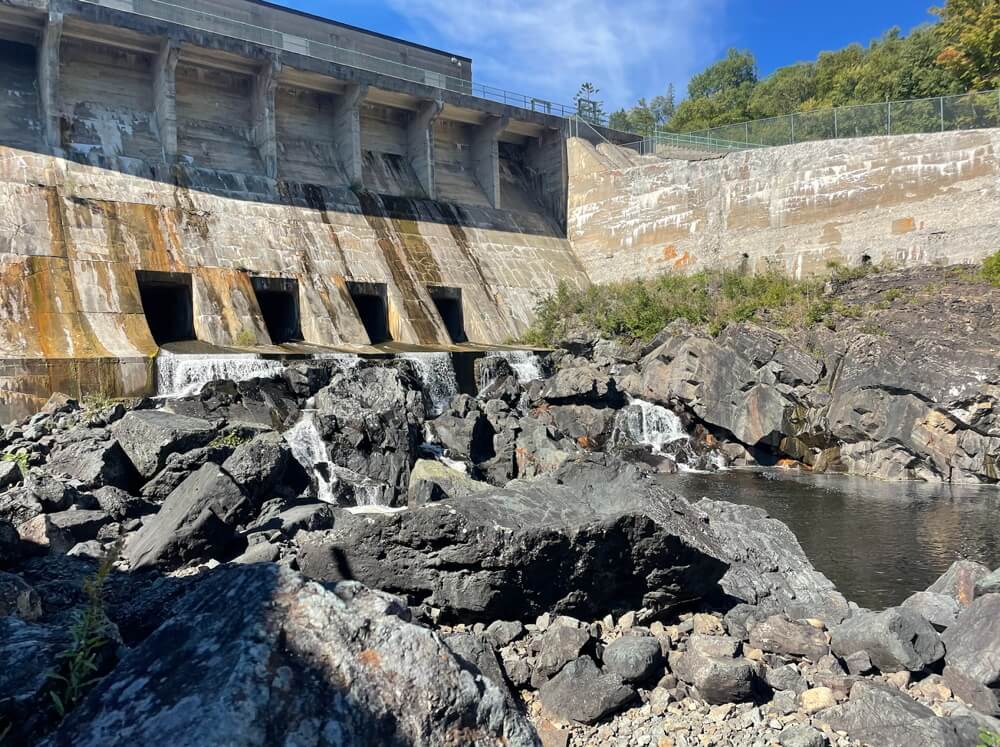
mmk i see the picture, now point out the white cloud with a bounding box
[387,0,729,110]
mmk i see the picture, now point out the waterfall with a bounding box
[614,398,689,454]
[483,350,544,384]
[156,350,286,397]
[156,350,362,398]
[284,410,388,506]
[612,397,727,472]
[398,352,458,416]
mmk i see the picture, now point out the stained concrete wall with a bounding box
[568,130,1000,281]
[0,146,583,419]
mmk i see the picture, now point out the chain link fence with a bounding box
[676,90,1000,149]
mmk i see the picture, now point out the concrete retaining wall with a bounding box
[568,130,1000,281]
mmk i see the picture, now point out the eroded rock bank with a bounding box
[561,266,1000,484]
[0,289,998,746]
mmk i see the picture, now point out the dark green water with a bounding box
[670,469,1000,610]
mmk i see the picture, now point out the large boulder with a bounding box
[634,323,814,449]
[42,564,535,747]
[672,634,767,705]
[830,607,944,673]
[306,364,426,505]
[748,615,830,662]
[941,593,1000,715]
[0,459,21,490]
[695,501,850,626]
[538,656,636,724]
[602,635,664,685]
[45,433,138,491]
[297,457,728,623]
[0,618,67,744]
[819,681,965,747]
[426,412,494,463]
[126,433,292,569]
[926,559,992,607]
[406,459,492,505]
[112,411,217,479]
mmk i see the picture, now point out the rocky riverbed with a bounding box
[1,266,999,746]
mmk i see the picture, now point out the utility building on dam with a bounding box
[1,0,999,420]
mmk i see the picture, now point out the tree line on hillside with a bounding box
[575,0,999,135]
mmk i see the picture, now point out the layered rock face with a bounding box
[623,267,1000,483]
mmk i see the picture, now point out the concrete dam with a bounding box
[1,0,999,421]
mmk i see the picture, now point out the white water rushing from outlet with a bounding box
[155,350,361,398]
[156,350,286,397]
[398,352,458,416]
[484,350,544,383]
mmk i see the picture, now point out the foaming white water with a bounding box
[613,397,728,471]
[284,410,388,506]
[156,350,285,397]
[156,350,363,398]
[485,350,543,384]
[613,398,689,454]
[398,352,458,416]
[284,412,337,505]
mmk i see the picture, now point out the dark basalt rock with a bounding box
[941,593,1000,715]
[538,656,636,724]
[112,411,217,480]
[819,681,965,747]
[830,607,944,673]
[602,635,665,685]
[41,564,537,747]
[297,457,729,623]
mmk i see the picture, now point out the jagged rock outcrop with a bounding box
[622,267,1000,483]
[42,564,537,747]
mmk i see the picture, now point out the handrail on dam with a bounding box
[77,0,583,119]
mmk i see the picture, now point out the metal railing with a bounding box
[673,89,1000,149]
[78,0,580,117]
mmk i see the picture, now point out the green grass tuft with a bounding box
[982,251,1000,286]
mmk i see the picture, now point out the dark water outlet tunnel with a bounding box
[428,286,467,343]
[251,276,302,343]
[136,271,195,345]
[347,281,391,343]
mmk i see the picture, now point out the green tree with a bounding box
[650,83,677,126]
[932,0,1000,89]
[749,61,817,119]
[574,82,605,124]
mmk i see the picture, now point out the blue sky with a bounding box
[278,0,938,110]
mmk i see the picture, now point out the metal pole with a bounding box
[940,96,945,132]
[790,114,794,144]
[887,101,891,135]
[745,121,749,145]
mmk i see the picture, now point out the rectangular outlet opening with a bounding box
[136,271,195,344]
[251,276,302,344]
[347,281,390,343]
[428,286,466,343]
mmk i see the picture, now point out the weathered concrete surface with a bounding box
[568,130,1000,282]
[0,146,586,420]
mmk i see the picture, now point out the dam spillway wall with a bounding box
[0,0,587,420]
[567,129,1000,281]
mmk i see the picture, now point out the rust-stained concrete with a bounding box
[568,130,1000,282]
[0,146,587,420]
